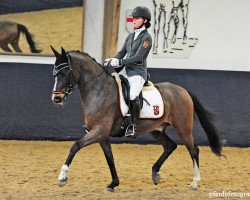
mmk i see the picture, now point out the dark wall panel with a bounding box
[0,62,83,140]
[0,62,249,147]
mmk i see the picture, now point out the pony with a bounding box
[153,0,189,54]
[51,47,223,192]
[0,20,42,53]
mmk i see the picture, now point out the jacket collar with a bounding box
[132,29,147,43]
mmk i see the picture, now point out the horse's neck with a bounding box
[77,57,115,103]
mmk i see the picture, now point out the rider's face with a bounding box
[133,17,146,29]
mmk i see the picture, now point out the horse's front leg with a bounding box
[58,127,103,187]
[99,139,119,192]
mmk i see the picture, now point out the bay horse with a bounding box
[0,20,42,53]
[153,0,189,54]
[51,47,223,192]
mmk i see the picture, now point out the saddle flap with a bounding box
[119,75,130,106]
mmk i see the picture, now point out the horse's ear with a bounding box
[61,47,66,56]
[50,45,60,58]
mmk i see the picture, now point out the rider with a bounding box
[104,6,152,137]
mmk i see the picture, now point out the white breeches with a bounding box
[119,68,145,100]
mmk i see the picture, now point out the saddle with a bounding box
[119,75,147,110]
[105,66,164,119]
[104,65,147,109]
[104,65,164,137]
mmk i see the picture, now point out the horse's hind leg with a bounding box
[10,40,22,52]
[0,44,12,52]
[10,33,22,52]
[177,129,201,190]
[151,130,177,185]
[99,139,119,192]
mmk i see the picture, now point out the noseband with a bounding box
[52,62,78,95]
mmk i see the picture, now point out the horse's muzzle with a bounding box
[52,92,66,104]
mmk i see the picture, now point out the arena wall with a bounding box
[0,62,249,147]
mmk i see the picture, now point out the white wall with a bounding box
[118,0,250,71]
[83,0,105,63]
[1,0,249,71]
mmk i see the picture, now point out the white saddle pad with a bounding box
[112,73,164,119]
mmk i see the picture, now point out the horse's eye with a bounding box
[59,69,68,77]
[60,72,67,77]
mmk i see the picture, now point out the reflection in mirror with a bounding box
[0,0,84,56]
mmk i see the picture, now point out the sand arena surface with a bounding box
[0,7,83,55]
[0,140,249,200]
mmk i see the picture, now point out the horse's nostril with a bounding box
[53,96,62,103]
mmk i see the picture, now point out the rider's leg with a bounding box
[126,96,140,137]
[125,75,145,137]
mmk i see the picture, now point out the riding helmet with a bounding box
[132,6,151,28]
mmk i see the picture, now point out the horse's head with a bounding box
[51,46,78,104]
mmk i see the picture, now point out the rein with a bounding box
[83,70,105,86]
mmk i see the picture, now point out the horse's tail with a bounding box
[17,23,42,53]
[187,90,223,157]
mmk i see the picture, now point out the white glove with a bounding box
[103,58,112,67]
[109,58,120,67]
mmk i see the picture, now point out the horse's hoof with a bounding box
[105,187,114,192]
[188,181,199,190]
[58,177,68,187]
[189,185,198,191]
[152,173,161,185]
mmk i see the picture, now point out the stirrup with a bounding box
[125,124,136,138]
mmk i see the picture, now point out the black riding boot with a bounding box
[125,97,140,138]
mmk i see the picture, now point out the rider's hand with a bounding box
[109,58,120,67]
[103,58,112,67]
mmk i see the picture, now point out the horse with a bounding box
[0,20,42,53]
[51,46,223,192]
[153,0,189,54]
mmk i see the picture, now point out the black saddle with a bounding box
[119,75,131,107]
[103,64,149,109]
[120,73,151,109]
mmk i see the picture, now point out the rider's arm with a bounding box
[113,34,130,59]
[120,34,152,66]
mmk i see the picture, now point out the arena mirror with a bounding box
[0,0,84,56]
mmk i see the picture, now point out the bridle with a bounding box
[52,60,105,96]
[52,62,78,96]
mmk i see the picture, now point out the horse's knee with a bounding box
[164,142,177,154]
[70,142,81,153]
[171,142,177,151]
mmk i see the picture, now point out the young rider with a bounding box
[104,6,152,137]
